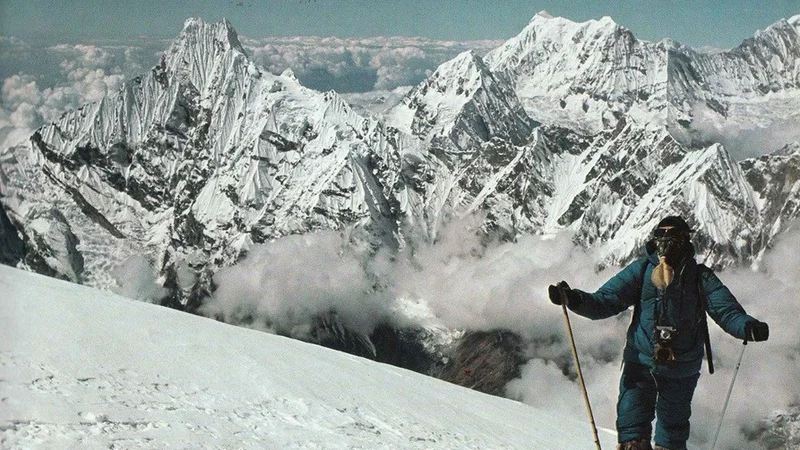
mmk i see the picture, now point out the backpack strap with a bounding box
[696,263,715,374]
[633,259,648,322]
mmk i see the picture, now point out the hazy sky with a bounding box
[1,0,797,48]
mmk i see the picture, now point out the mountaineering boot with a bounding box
[616,439,653,450]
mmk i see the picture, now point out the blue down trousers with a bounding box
[616,362,700,450]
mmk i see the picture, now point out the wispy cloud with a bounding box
[687,102,800,159]
[204,230,392,337]
[111,254,169,303]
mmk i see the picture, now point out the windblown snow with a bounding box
[0,264,617,449]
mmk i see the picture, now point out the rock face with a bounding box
[387,50,537,150]
[438,330,524,397]
[0,206,25,266]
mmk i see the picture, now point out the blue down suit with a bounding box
[569,245,756,449]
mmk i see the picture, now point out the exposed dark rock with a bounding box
[0,204,24,266]
[439,330,524,397]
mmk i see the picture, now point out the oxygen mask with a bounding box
[653,227,688,264]
[651,227,688,290]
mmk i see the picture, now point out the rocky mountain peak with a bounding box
[178,17,245,54]
[485,12,658,134]
[161,17,249,92]
[386,48,534,149]
[431,50,495,92]
[523,10,621,35]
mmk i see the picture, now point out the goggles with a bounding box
[653,227,689,239]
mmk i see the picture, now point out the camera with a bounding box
[653,325,677,365]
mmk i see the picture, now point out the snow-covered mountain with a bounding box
[0,263,620,449]
[387,49,537,150]
[1,18,409,302]
[484,11,670,134]
[392,11,800,268]
[2,15,799,293]
[484,11,800,140]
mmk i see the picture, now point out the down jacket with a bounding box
[570,243,756,378]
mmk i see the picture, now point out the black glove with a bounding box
[548,281,582,308]
[745,321,769,342]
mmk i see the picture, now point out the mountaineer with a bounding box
[548,216,769,450]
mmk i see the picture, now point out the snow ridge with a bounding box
[0,264,619,449]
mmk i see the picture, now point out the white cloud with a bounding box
[8,102,43,129]
[54,44,116,71]
[369,46,433,90]
[242,35,501,92]
[111,254,169,303]
[65,67,125,103]
[687,102,800,159]
[205,230,392,337]
[2,73,42,107]
[0,38,156,152]
[0,75,45,148]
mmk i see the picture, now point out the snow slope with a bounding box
[0,264,617,449]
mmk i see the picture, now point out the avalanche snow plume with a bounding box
[204,230,394,338]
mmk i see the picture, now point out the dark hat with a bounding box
[656,216,694,233]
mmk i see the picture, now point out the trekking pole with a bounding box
[711,340,747,450]
[560,290,602,450]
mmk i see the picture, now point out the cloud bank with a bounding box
[241,35,501,92]
[687,102,800,160]
[0,37,164,150]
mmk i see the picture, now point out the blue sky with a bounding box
[1,0,797,48]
